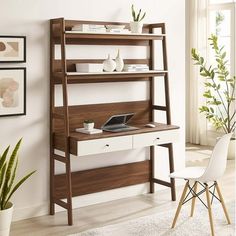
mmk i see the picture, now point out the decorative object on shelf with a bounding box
[72,24,106,33]
[192,34,235,159]
[0,68,26,117]
[83,119,95,131]
[103,54,116,72]
[106,25,126,30]
[0,36,26,63]
[123,64,149,72]
[105,25,130,34]
[76,63,103,73]
[130,4,146,34]
[115,49,124,72]
[0,139,35,236]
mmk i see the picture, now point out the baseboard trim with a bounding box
[12,179,184,222]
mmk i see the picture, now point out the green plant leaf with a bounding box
[3,171,36,209]
[5,158,18,200]
[139,12,146,21]
[136,9,141,21]
[131,5,136,21]
[0,146,10,172]
[0,162,7,191]
[1,139,22,208]
[222,51,226,59]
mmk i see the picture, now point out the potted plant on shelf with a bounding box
[192,34,236,159]
[0,139,35,236]
[83,120,95,131]
[130,4,146,34]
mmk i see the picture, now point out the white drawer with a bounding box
[133,129,179,148]
[77,135,132,156]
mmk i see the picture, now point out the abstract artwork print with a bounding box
[0,36,26,62]
[0,68,26,116]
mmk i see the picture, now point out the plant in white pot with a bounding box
[192,34,236,159]
[83,119,95,131]
[0,139,35,236]
[130,4,146,34]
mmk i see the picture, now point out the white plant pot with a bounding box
[227,138,235,160]
[83,122,94,131]
[0,202,13,236]
[130,21,143,34]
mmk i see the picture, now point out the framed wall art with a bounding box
[0,36,26,63]
[0,68,26,117]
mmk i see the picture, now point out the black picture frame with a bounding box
[0,67,26,117]
[0,36,26,63]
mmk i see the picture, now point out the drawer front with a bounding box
[77,135,132,156]
[133,129,179,148]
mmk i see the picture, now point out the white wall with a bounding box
[0,0,185,221]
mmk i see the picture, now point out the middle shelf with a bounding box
[53,70,168,84]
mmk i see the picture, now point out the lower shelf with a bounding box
[54,160,150,199]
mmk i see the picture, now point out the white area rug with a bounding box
[69,202,235,236]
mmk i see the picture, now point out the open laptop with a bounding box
[101,113,139,132]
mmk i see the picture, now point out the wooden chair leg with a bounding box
[205,184,215,236]
[215,182,231,224]
[171,181,189,228]
[190,181,198,217]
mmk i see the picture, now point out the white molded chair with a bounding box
[170,133,233,236]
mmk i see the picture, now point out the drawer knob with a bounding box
[156,137,160,140]
[105,144,110,147]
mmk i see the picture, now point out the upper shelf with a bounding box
[65,31,165,40]
[53,31,165,46]
[53,70,168,84]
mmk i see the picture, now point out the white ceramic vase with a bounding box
[83,122,94,131]
[130,21,143,34]
[0,202,13,236]
[227,138,235,159]
[103,54,116,72]
[115,49,124,72]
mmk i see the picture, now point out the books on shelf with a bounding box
[71,24,131,34]
[106,29,131,34]
[72,24,106,33]
[123,64,149,72]
[75,128,103,134]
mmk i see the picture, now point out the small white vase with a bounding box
[115,49,124,72]
[0,202,13,236]
[103,54,116,72]
[227,138,235,160]
[83,122,94,131]
[130,21,143,34]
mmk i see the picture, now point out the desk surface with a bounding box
[70,122,179,141]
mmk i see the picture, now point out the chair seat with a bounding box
[169,167,206,180]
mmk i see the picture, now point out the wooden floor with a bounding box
[11,144,235,236]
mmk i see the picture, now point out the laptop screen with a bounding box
[102,113,134,127]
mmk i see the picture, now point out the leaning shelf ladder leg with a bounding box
[60,18,73,226]
[149,23,176,200]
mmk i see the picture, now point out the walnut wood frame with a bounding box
[50,18,177,225]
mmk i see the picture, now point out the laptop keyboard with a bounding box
[103,125,138,132]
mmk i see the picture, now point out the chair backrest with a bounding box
[199,133,233,183]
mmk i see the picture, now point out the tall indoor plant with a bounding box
[192,35,236,158]
[0,139,35,236]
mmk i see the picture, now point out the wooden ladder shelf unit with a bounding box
[50,18,177,225]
